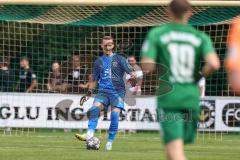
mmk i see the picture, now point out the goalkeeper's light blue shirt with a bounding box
[93,53,132,94]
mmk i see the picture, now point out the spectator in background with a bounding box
[79,74,93,89]
[17,57,37,92]
[46,62,68,93]
[0,57,15,92]
[66,55,89,93]
[125,55,143,95]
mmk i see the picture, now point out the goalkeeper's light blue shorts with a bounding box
[93,91,125,110]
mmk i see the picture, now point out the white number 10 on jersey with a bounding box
[168,43,195,83]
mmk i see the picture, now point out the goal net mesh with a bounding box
[1,5,239,95]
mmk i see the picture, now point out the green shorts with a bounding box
[159,108,199,144]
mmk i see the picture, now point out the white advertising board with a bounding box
[0,93,159,130]
[0,93,239,132]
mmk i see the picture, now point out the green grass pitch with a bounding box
[0,130,239,160]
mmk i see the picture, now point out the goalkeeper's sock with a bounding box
[87,105,100,138]
[86,130,94,139]
[108,111,120,142]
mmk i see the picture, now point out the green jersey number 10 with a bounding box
[168,43,195,83]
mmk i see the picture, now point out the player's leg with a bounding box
[106,107,121,150]
[159,109,186,160]
[86,101,104,139]
[106,93,124,150]
[183,109,199,144]
[75,93,108,141]
[75,102,104,141]
[166,139,185,160]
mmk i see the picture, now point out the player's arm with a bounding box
[46,83,52,91]
[46,73,53,91]
[141,58,156,73]
[80,60,100,106]
[15,80,20,91]
[87,59,100,94]
[27,80,37,93]
[52,84,68,92]
[79,74,93,89]
[87,80,97,95]
[202,54,220,77]
[140,30,157,73]
[201,34,220,77]
[225,17,240,71]
[26,72,37,93]
[54,73,69,92]
[79,83,90,89]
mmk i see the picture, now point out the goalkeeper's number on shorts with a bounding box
[80,90,93,106]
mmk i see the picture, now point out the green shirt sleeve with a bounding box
[141,29,158,61]
[201,33,216,57]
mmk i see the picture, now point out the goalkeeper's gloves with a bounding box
[80,89,93,106]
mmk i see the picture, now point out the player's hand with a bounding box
[128,78,137,87]
[80,90,92,106]
[128,72,137,87]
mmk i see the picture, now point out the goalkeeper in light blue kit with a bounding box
[75,36,136,150]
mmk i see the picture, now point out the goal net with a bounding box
[0,1,240,136]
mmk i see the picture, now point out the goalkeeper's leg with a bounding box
[106,93,124,150]
[106,107,120,151]
[106,92,125,150]
[75,102,103,141]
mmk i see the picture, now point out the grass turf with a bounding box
[0,130,239,160]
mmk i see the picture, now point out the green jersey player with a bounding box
[141,0,220,160]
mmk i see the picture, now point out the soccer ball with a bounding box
[86,137,101,150]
